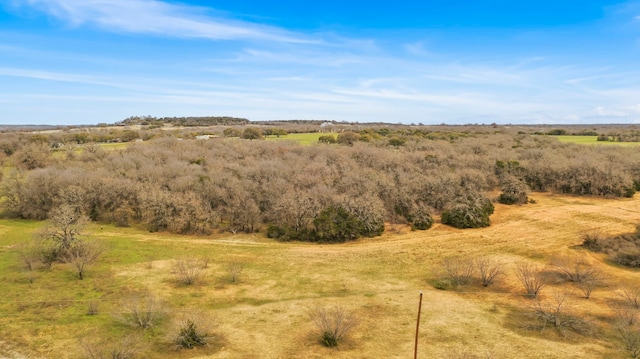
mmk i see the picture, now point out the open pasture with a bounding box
[1,192,640,358]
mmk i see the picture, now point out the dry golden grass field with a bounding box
[1,192,640,358]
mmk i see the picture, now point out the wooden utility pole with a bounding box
[414,291,423,359]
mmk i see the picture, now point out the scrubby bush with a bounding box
[442,257,474,286]
[515,263,546,298]
[497,176,529,205]
[119,294,165,329]
[318,135,337,144]
[409,206,434,231]
[312,206,361,243]
[582,226,640,268]
[309,306,358,347]
[174,319,209,349]
[441,195,494,229]
[266,224,288,240]
[174,259,206,285]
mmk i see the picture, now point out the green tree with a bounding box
[313,206,361,243]
[223,128,242,137]
[242,128,263,140]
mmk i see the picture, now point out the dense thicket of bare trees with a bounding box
[1,127,639,238]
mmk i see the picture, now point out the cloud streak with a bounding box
[20,0,310,43]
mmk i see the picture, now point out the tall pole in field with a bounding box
[414,291,423,359]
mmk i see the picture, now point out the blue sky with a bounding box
[1,0,640,125]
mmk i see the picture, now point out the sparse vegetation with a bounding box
[308,306,358,347]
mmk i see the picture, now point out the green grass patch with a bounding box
[555,135,640,146]
[265,132,324,145]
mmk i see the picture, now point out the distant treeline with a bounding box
[117,116,250,127]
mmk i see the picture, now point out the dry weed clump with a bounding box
[118,294,165,329]
[80,334,145,359]
[174,258,207,286]
[308,306,358,347]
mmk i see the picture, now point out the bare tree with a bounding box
[475,257,504,287]
[63,240,105,280]
[533,291,591,335]
[515,263,547,298]
[612,306,639,327]
[620,288,640,309]
[577,272,602,299]
[614,320,640,359]
[308,306,358,347]
[553,255,597,283]
[41,204,89,254]
[443,257,475,286]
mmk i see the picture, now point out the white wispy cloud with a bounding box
[19,0,310,43]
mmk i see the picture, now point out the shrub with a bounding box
[226,262,244,283]
[241,128,263,140]
[441,196,494,229]
[336,132,359,146]
[313,206,370,243]
[266,225,288,240]
[318,135,337,144]
[119,294,165,329]
[582,227,640,268]
[174,259,206,285]
[443,257,474,286]
[497,176,529,205]
[432,279,451,290]
[409,206,434,231]
[309,306,358,347]
[581,229,604,251]
[81,334,145,359]
[174,319,208,349]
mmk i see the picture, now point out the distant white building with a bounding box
[195,135,211,140]
[320,122,334,132]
